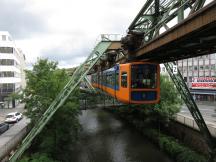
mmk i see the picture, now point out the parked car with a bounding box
[5,112,23,123]
[0,122,9,134]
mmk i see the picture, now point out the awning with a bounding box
[190,89,216,95]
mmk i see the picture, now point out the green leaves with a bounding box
[158,75,183,119]
[20,58,81,161]
[23,59,69,123]
[19,153,58,162]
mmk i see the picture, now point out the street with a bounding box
[179,102,216,123]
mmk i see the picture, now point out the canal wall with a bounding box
[0,118,30,161]
[175,113,216,138]
[172,114,216,155]
[168,120,210,155]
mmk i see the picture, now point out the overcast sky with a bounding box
[0,0,145,68]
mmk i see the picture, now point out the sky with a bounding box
[0,0,145,68]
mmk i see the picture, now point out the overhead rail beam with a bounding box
[121,0,216,63]
[132,1,216,62]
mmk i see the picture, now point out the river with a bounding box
[70,109,173,162]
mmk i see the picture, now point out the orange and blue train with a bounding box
[91,62,160,104]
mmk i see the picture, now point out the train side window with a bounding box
[112,73,115,86]
[121,72,127,88]
[116,72,119,87]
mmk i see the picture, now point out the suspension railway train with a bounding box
[91,62,160,104]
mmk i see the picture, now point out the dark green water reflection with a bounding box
[70,109,173,162]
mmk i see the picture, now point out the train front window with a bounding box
[131,64,157,89]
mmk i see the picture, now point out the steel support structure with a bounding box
[9,40,112,162]
[164,62,216,162]
[83,76,96,93]
[128,0,208,43]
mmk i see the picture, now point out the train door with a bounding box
[116,64,130,103]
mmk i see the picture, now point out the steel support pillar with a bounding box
[84,76,96,93]
[164,62,216,162]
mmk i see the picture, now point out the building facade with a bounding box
[0,31,26,107]
[177,53,216,102]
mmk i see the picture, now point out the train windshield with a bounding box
[131,64,157,89]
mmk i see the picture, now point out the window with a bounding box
[210,54,216,59]
[199,66,204,70]
[111,73,115,86]
[2,35,6,41]
[211,64,216,70]
[194,66,198,70]
[189,76,192,82]
[0,47,13,53]
[121,72,127,88]
[107,74,112,86]
[115,72,119,87]
[0,71,15,77]
[102,74,106,84]
[0,83,15,93]
[131,64,157,89]
[0,59,15,65]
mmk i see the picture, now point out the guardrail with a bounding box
[0,120,29,161]
[175,114,216,138]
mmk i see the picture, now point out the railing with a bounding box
[175,114,216,138]
[93,34,121,47]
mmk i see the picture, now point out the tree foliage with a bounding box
[24,59,67,124]
[156,75,183,119]
[19,153,58,162]
[20,59,81,162]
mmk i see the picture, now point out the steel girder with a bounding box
[128,0,207,44]
[9,40,112,162]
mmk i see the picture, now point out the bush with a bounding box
[176,149,206,162]
[158,135,206,162]
[19,153,59,162]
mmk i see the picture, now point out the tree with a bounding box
[20,58,80,162]
[24,59,61,124]
[156,75,183,119]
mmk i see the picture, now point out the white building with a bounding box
[177,54,216,102]
[159,54,216,102]
[0,31,26,107]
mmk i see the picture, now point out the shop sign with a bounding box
[192,77,216,89]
